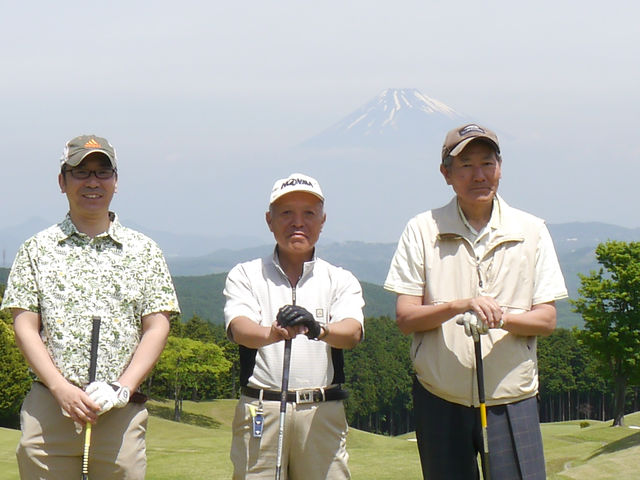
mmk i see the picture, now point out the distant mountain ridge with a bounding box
[166,222,640,285]
[3,221,639,292]
[3,219,639,329]
[0,217,271,267]
[164,221,640,328]
[548,222,640,255]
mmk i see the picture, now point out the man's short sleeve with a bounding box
[1,241,39,313]
[223,263,262,333]
[328,269,365,326]
[384,218,426,297]
[532,225,568,305]
[141,243,180,317]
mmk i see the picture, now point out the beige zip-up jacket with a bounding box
[385,196,568,406]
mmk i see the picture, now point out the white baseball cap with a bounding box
[269,173,324,205]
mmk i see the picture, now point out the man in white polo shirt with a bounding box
[385,124,568,479]
[224,173,365,479]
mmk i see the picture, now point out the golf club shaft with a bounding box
[474,338,491,480]
[81,424,91,480]
[82,316,101,479]
[275,338,292,480]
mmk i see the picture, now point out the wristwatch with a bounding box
[317,324,330,340]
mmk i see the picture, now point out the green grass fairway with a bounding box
[1,402,640,479]
[0,427,19,480]
[543,411,640,480]
[144,399,421,479]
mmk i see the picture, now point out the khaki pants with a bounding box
[231,395,350,480]
[17,382,148,480]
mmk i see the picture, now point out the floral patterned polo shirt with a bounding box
[1,212,180,386]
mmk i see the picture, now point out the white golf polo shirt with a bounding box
[224,249,365,391]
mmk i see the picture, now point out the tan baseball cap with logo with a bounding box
[441,124,500,162]
[61,135,117,168]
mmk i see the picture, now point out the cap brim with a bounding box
[270,189,324,205]
[64,150,116,168]
[449,137,499,157]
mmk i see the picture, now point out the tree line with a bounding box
[2,311,636,434]
[1,240,639,434]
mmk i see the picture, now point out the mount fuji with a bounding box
[300,88,470,151]
[281,88,478,242]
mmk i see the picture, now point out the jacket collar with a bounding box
[270,246,317,284]
[435,195,525,245]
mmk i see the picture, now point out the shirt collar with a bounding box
[271,246,317,281]
[57,211,124,246]
[456,195,502,237]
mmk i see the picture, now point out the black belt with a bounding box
[241,386,348,403]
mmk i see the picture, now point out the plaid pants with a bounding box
[413,379,546,480]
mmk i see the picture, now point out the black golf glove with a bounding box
[276,305,322,339]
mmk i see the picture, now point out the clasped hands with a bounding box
[455,297,505,341]
[276,305,322,340]
[61,380,130,432]
[85,381,130,414]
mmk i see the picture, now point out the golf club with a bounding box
[474,333,491,480]
[275,338,292,480]
[82,316,101,480]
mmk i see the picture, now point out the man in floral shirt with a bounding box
[1,135,180,479]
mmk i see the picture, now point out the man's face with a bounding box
[58,153,117,218]
[440,141,502,209]
[266,191,326,259]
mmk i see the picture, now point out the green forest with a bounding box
[171,272,400,325]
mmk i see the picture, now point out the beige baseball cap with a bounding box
[61,135,117,168]
[269,173,324,205]
[441,124,500,162]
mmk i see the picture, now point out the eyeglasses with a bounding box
[63,168,117,180]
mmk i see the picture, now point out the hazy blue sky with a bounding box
[2,1,638,245]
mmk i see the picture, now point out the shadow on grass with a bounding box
[147,403,222,429]
[587,430,640,460]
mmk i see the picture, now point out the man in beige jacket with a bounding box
[385,124,567,480]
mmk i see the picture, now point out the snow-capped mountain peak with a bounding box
[386,88,459,115]
[301,88,469,150]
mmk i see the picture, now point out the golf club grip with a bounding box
[474,339,485,404]
[83,316,101,479]
[279,339,292,411]
[88,316,101,383]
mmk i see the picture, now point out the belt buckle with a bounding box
[295,389,315,404]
